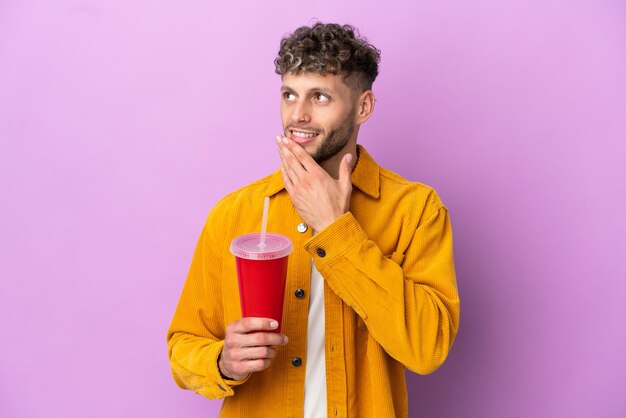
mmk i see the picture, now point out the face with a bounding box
[281,72,358,164]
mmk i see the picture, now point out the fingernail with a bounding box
[282,137,289,144]
[269,320,278,329]
[346,153,353,163]
[275,135,282,144]
[283,336,289,344]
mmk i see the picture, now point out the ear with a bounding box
[355,90,375,126]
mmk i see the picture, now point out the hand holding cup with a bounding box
[218,317,289,380]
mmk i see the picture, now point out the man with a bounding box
[167,22,460,418]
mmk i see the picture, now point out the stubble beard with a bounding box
[310,107,357,164]
[312,126,353,164]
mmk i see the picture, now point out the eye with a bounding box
[315,93,330,103]
[283,91,296,101]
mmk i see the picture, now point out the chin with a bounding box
[295,138,320,153]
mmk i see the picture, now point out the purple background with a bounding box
[1,1,625,417]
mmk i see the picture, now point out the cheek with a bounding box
[315,106,339,123]
[324,112,349,131]
[280,106,289,125]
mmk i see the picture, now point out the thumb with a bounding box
[339,153,354,187]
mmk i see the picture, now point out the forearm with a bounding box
[328,258,458,374]
[168,331,252,399]
[167,332,235,398]
[166,218,249,399]
[305,210,460,374]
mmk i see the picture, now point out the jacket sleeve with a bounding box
[303,194,460,375]
[166,210,249,399]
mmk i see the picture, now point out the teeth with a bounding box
[292,130,317,138]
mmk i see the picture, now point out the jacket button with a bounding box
[294,288,305,299]
[297,223,308,233]
[316,248,326,257]
[292,357,302,367]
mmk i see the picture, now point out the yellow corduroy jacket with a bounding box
[167,145,460,418]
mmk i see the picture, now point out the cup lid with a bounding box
[230,233,294,260]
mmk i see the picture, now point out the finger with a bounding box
[281,136,321,173]
[281,166,295,195]
[240,331,289,348]
[243,358,272,373]
[339,153,354,189]
[231,317,279,334]
[237,346,277,361]
[278,137,308,178]
[278,147,300,183]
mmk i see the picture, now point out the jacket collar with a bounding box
[265,144,380,199]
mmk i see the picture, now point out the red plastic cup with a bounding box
[230,233,294,333]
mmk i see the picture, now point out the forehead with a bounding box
[281,72,351,95]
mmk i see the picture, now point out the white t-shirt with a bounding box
[303,258,327,418]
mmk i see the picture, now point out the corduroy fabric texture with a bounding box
[167,145,460,418]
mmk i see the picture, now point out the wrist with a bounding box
[217,352,235,381]
[316,211,347,232]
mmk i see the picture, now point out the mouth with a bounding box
[289,129,320,144]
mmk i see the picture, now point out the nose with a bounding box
[291,100,311,124]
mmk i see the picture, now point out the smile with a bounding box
[291,130,319,139]
[289,129,320,144]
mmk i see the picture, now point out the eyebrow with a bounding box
[280,85,335,95]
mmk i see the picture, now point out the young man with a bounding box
[167,23,460,418]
